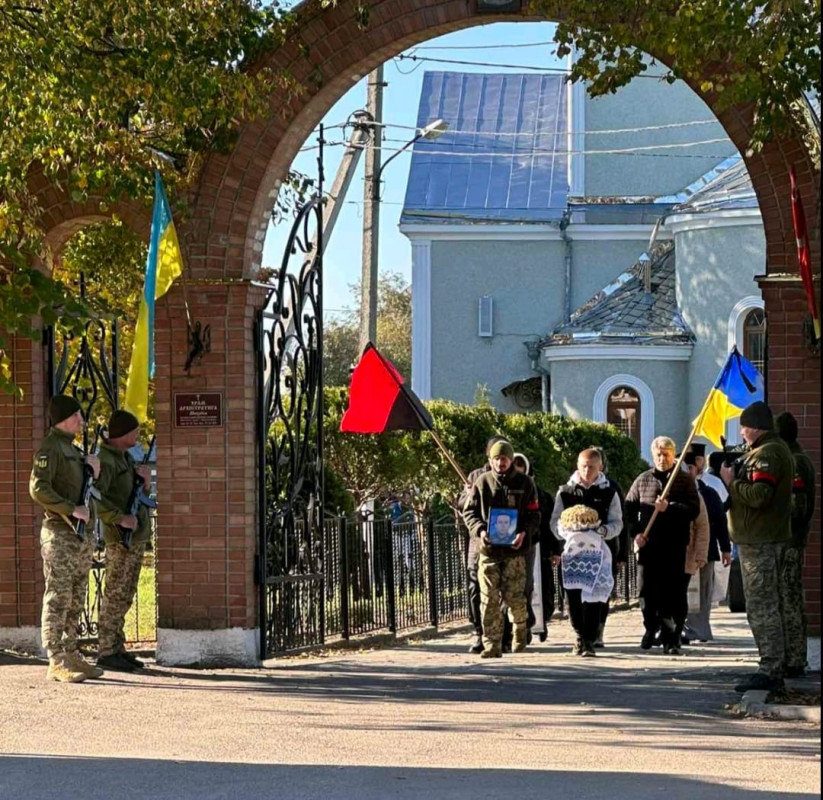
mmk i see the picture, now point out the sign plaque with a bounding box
[174,392,223,428]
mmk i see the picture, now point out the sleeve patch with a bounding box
[793,477,806,490]
[35,453,49,470]
[526,501,540,510]
[751,471,778,485]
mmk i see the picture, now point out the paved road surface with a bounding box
[0,607,819,799]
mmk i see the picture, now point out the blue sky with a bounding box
[262,21,567,319]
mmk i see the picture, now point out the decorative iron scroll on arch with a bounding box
[184,319,211,373]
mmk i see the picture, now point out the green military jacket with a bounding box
[727,430,793,545]
[787,441,816,548]
[29,427,93,535]
[95,443,151,546]
[463,467,540,560]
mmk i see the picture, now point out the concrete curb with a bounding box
[737,689,821,722]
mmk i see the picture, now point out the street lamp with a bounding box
[360,117,449,351]
[372,118,449,201]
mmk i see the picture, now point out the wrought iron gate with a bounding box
[256,160,326,657]
[45,273,119,641]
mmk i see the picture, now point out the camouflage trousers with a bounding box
[782,544,808,670]
[98,540,147,657]
[478,552,527,652]
[40,527,94,659]
[738,541,794,678]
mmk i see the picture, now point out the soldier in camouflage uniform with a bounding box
[721,401,794,693]
[775,411,816,677]
[462,440,540,658]
[95,410,152,672]
[29,395,103,683]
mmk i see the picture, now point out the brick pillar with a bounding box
[759,278,821,637]
[153,280,265,666]
[0,333,48,653]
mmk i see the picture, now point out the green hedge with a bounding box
[323,387,648,511]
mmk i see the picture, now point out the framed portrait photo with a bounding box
[488,508,518,546]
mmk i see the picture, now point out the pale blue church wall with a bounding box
[583,72,736,197]
[547,357,692,450]
[429,239,565,410]
[673,220,765,424]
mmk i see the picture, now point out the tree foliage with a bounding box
[324,271,412,386]
[0,0,332,390]
[323,388,649,514]
[532,0,820,151]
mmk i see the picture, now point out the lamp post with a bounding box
[358,116,449,353]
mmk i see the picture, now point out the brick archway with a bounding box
[3,0,818,663]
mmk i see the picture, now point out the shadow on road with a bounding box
[0,755,819,800]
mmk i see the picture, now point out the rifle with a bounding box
[75,425,102,541]
[119,434,158,550]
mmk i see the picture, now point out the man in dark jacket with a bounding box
[626,436,700,654]
[463,440,540,658]
[775,411,815,677]
[457,436,505,654]
[721,401,794,692]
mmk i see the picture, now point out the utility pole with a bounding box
[360,65,384,353]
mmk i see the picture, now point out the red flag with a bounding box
[340,343,434,433]
[789,167,820,340]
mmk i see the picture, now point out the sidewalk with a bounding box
[0,607,819,800]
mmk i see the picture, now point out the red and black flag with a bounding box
[789,166,820,341]
[340,343,434,433]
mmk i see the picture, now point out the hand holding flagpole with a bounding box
[635,346,763,549]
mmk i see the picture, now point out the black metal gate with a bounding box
[45,272,119,641]
[256,155,326,657]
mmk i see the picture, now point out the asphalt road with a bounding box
[0,607,819,799]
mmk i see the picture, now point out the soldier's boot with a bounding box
[480,647,502,659]
[64,651,104,679]
[468,635,484,655]
[512,624,528,653]
[46,656,86,683]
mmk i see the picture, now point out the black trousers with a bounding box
[673,572,691,641]
[638,558,685,646]
[541,556,556,622]
[467,561,482,636]
[565,589,604,643]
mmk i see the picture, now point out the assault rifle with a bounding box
[119,435,158,550]
[75,425,102,541]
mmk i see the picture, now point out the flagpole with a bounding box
[635,354,724,545]
[425,425,470,485]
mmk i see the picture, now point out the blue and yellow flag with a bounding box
[692,348,764,447]
[124,172,183,421]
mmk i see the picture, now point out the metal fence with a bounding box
[323,514,467,643]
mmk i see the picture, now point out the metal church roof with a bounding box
[401,72,569,225]
[669,155,758,214]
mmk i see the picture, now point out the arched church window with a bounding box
[607,386,641,448]
[743,308,766,374]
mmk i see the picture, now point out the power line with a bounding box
[395,52,673,81]
[413,40,558,51]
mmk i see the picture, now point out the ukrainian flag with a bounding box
[124,172,183,421]
[692,347,764,447]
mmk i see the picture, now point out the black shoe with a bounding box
[468,636,484,655]
[571,638,584,656]
[640,632,655,650]
[119,650,145,668]
[581,642,597,657]
[785,665,805,678]
[664,645,682,656]
[97,653,138,673]
[734,673,785,693]
[501,641,512,654]
[679,637,691,646]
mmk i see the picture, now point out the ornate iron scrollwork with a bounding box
[46,272,118,641]
[257,190,326,656]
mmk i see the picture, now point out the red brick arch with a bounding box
[4,0,818,661]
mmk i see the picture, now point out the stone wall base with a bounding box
[0,626,44,657]
[156,628,260,667]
